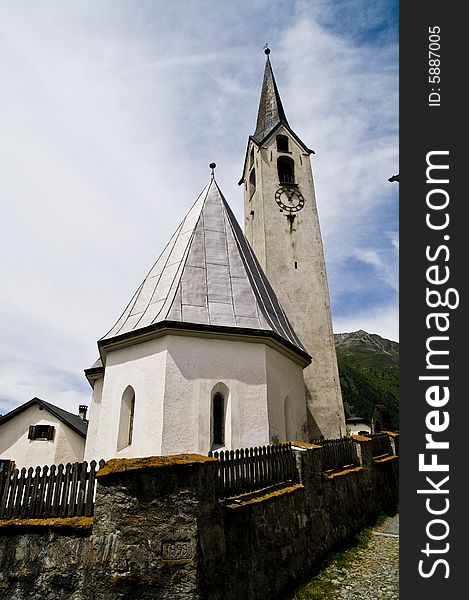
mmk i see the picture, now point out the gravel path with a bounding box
[292,514,399,599]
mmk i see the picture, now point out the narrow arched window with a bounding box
[249,147,255,168]
[277,156,295,185]
[128,395,135,445]
[212,393,225,447]
[276,134,289,152]
[117,386,135,451]
[249,168,256,198]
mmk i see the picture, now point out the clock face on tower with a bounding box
[275,187,305,212]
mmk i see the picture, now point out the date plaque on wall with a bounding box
[161,539,195,563]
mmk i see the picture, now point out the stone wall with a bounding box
[0,438,398,600]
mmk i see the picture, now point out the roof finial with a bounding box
[264,43,270,56]
[209,162,216,180]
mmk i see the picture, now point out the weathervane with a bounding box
[209,162,216,180]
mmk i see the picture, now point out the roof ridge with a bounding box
[162,181,213,324]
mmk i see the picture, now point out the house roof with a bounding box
[346,416,369,424]
[98,178,310,363]
[0,397,88,438]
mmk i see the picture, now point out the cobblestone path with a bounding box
[292,513,399,599]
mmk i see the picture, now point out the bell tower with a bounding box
[240,48,345,439]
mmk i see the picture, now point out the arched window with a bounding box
[276,134,289,152]
[212,393,225,447]
[249,147,255,168]
[277,156,295,185]
[117,386,135,451]
[249,168,256,198]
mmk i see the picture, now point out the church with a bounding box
[83,49,346,462]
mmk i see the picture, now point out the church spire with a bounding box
[242,49,345,439]
[252,48,289,143]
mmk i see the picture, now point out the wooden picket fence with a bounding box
[312,437,360,472]
[0,459,105,520]
[209,443,299,500]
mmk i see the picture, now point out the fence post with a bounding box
[351,434,373,468]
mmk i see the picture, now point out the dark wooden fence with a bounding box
[209,443,299,500]
[312,437,360,472]
[368,433,393,457]
[0,459,105,520]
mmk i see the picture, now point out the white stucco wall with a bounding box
[84,337,167,462]
[84,331,308,461]
[162,335,270,455]
[82,375,104,461]
[265,346,308,443]
[0,405,85,470]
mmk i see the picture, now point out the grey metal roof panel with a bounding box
[99,179,309,360]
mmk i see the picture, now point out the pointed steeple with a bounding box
[252,48,289,143]
[98,176,310,363]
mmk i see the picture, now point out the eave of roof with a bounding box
[97,320,311,367]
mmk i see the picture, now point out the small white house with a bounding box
[84,179,310,462]
[346,415,371,435]
[0,397,88,470]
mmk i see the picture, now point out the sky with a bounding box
[0,0,398,416]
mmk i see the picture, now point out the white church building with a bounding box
[83,49,345,462]
[84,179,310,461]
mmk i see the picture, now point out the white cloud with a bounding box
[334,303,399,342]
[0,360,90,417]
[278,17,398,266]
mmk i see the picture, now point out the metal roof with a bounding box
[99,179,309,360]
[252,56,289,143]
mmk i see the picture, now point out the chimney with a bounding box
[78,405,88,421]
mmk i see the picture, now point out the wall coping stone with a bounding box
[0,516,93,531]
[291,441,322,449]
[351,434,372,443]
[373,455,399,464]
[223,484,304,509]
[97,454,216,478]
[325,465,364,479]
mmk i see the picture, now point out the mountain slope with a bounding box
[334,330,399,428]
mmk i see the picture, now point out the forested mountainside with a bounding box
[334,330,399,429]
